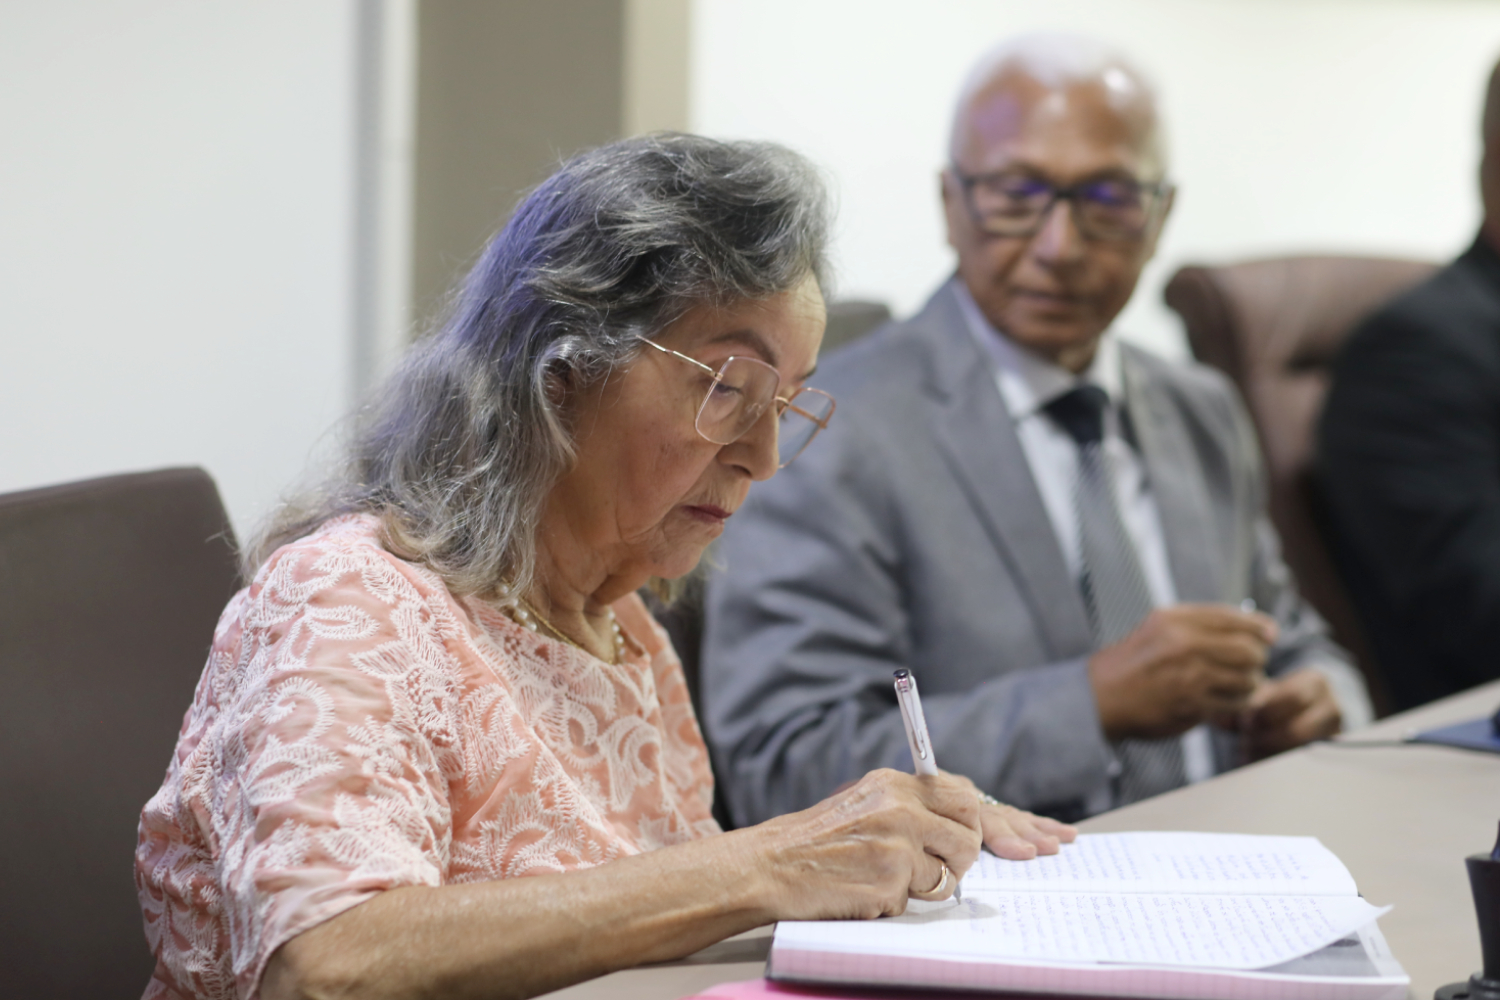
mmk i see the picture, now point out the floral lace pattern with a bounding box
[135,515,719,999]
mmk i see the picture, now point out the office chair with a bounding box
[1164,255,1436,716]
[0,467,241,998]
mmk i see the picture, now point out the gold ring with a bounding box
[913,863,951,899]
[977,791,1002,807]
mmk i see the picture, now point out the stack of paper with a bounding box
[770,832,1409,999]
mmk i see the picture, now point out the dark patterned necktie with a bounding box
[1042,385,1185,805]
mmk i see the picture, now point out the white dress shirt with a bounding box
[954,282,1216,785]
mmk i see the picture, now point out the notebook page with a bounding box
[964,831,1358,896]
[1259,921,1408,980]
[774,892,1387,970]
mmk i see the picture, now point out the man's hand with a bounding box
[1088,605,1277,741]
[1236,669,1342,759]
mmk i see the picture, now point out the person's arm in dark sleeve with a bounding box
[701,413,1113,828]
[1321,309,1500,695]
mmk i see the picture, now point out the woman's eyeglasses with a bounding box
[639,339,836,468]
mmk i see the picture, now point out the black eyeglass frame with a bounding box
[950,167,1175,243]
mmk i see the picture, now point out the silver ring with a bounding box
[977,791,1002,807]
[913,863,951,899]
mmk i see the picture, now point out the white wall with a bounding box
[692,0,1500,358]
[0,0,359,539]
[8,1,1495,540]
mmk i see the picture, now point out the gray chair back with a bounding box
[822,299,892,354]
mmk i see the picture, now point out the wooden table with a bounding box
[542,680,1500,1000]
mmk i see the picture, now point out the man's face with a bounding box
[942,70,1171,371]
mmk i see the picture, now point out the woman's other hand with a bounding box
[938,770,1078,860]
[737,768,981,921]
[978,799,1078,860]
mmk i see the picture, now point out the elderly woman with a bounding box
[136,134,1074,1000]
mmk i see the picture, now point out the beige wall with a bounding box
[625,0,692,135]
[412,0,623,326]
[410,0,691,332]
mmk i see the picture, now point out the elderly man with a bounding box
[1318,59,1500,711]
[702,35,1372,827]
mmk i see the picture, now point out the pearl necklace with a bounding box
[508,595,625,665]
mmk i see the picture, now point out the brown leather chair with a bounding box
[0,468,241,998]
[1164,256,1437,716]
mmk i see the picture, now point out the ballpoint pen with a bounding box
[893,668,960,899]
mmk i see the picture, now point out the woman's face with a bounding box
[544,274,826,595]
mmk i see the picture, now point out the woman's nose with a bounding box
[725,405,780,481]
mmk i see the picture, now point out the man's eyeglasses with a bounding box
[952,168,1173,242]
[639,339,836,468]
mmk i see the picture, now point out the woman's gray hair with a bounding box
[247,133,831,598]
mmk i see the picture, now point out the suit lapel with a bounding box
[1120,345,1224,602]
[920,285,1094,659]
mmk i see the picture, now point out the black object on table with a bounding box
[1435,821,1500,1000]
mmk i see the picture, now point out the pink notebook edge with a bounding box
[679,978,960,999]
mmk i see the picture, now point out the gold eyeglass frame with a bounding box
[639,338,836,468]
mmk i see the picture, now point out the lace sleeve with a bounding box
[152,535,464,997]
[139,522,722,1000]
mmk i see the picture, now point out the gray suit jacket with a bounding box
[702,280,1365,827]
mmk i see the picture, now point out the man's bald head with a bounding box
[940,33,1174,373]
[948,32,1167,177]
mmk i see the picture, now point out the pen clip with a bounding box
[894,669,931,762]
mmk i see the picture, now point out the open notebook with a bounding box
[770,832,1409,999]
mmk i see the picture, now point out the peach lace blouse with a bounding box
[135,515,720,1000]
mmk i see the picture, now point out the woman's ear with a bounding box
[543,358,574,408]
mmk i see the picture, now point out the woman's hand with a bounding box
[736,768,983,921]
[978,798,1078,860]
[735,773,984,923]
[936,771,1078,860]
[263,769,1073,1000]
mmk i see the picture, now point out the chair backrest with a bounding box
[0,468,240,998]
[1164,256,1436,715]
